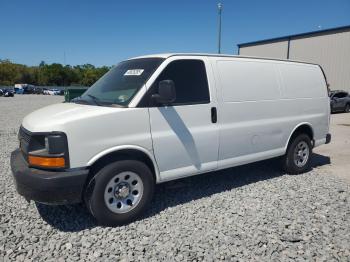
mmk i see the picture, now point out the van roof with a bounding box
[131,53,321,67]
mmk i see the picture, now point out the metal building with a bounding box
[237,25,350,92]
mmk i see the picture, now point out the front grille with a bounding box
[18,126,31,158]
[19,126,31,143]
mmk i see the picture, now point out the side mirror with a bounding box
[151,80,176,105]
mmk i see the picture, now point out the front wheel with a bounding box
[86,160,155,226]
[345,104,350,113]
[282,134,312,174]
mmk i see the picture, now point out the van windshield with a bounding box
[76,58,164,107]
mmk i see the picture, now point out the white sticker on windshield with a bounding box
[124,69,144,76]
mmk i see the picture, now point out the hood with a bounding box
[22,102,125,132]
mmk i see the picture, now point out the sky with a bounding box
[1,0,350,66]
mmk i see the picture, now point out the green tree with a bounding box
[0,60,111,87]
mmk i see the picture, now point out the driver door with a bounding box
[145,58,219,182]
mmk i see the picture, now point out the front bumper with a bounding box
[10,149,89,205]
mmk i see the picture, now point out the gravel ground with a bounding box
[1,95,350,261]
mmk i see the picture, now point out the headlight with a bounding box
[44,136,49,151]
[27,133,69,169]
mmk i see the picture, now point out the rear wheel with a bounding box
[282,134,312,174]
[85,160,155,226]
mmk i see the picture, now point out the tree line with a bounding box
[0,59,110,87]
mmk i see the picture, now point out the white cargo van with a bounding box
[11,54,331,225]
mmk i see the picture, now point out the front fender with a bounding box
[87,145,161,183]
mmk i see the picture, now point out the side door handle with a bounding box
[211,107,217,123]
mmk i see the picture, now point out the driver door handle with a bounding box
[211,107,217,123]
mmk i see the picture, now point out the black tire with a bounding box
[85,160,155,226]
[345,104,350,113]
[282,134,312,174]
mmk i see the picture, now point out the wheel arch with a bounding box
[284,123,314,152]
[87,145,160,183]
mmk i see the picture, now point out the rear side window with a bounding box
[149,59,210,106]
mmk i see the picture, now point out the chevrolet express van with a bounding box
[11,54,331,226]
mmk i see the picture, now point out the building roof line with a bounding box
[237,24,350,48]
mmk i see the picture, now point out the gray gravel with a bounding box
[1,95,350,261]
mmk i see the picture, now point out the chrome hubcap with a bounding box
[114,182,130,199]
[104,171,143,214]
[293,141,309,167]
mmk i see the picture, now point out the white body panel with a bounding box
[211,57,329,170]
[21,54,330,183]
[22,103,154,170]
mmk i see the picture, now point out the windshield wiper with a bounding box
[71,96,90,104]
[86,94,127,107]
[87,94,102,106]
[73,94,126,107]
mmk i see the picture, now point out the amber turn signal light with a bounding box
[28,155,65,168]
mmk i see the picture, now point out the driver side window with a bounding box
[140,59,210,107]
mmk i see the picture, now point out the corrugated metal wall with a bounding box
[239,40,288,59]
[289,29,350,91]
[239,28,350,92]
